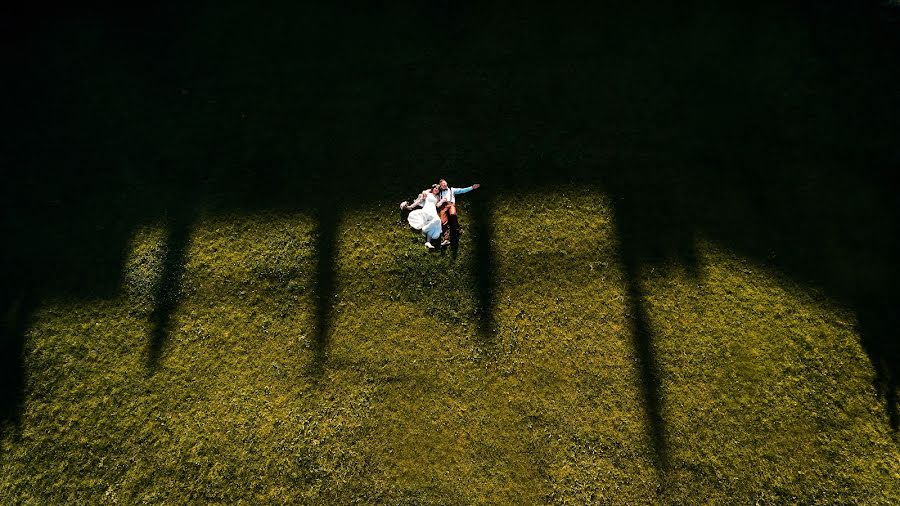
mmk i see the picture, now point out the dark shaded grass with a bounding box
[147,212,194,372]
[469,197,498,346]
[310,207,340,378]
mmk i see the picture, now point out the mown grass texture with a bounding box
[1,189,897,504]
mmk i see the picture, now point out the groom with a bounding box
[436,179,480,246]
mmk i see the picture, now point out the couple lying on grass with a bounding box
[399,178,481,250]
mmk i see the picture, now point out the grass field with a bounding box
[2,1,899,503]
[1,191,898,503]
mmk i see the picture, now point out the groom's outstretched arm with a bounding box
[452,183,481,195]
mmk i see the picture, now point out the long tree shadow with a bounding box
[857,299,899,429]
[308,205,340,378]
[146,212,194,373]
[468,195,498,347]
[605,176,706,466]
[0,292,36,438]
[621,264,668,468]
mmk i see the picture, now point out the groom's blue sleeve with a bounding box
[452,186,474,195]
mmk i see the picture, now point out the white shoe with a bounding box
[399,201,408,209]
[424,241,435,250]
[441,240,450,247]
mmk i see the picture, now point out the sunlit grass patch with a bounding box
[638,240,898,503]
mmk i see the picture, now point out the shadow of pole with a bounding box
[857,298,900,430]
[147,212,193,373]
[611,199,669,469]
[308,206,340,378]
[0,291,35,435]
[468,195,497,347]
[623,263,669,469]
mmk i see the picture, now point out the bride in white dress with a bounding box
[406,185,444,249]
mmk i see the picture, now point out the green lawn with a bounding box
[2,189,896,503]
[3,1,900,503]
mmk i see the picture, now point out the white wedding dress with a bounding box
[407,192,442,241]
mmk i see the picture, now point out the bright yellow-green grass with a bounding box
[2,188,898,504]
